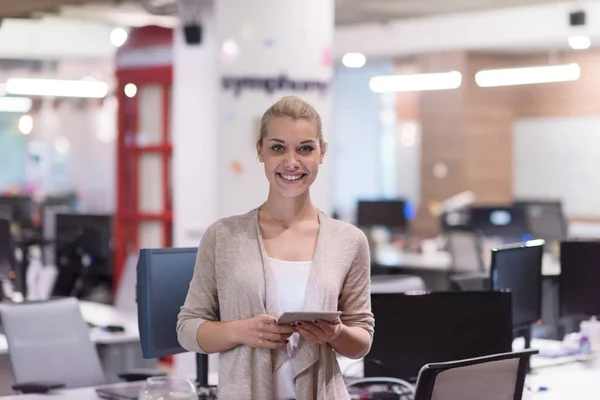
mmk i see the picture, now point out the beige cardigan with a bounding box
[177,208,374,400]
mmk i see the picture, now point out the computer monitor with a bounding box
[366,291,513,383]
[490,240,544,331]
[356,200,407,230]
[52,213,113,298]
[136,247,208,386]
[0,218,15,279]
[514,200,567,243]
[0,196,32,228]
[469,206,530,241]
[559,240,600,319]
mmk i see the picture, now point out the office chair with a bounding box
[0,297,163,394]
[446,231,488,291]
[446,231,485,273]
[413,349,537,400]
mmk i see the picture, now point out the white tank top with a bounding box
[269,257,311,400]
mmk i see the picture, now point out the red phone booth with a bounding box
[114,26,174,290]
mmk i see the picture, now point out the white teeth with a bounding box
[281,174,302,181]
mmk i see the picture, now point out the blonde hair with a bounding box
[257,96,326,150]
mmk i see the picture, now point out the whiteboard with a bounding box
[513,116,600,217]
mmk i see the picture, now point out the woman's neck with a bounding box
[260,190,317,226]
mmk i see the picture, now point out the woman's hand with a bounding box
[294,318,343,345]
[235,314,296,349]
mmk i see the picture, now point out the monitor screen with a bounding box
[366,291,513,382]
[514,200,567,243]
[560,241,600,318]
[490,241,544,328]
[0,219,14,278]
[357,200,407,229]
[137,247,198,358]
[469,206,529,239]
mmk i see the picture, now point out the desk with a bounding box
[339,338,600,400]
[0,381,145,400]
[375,246,561,276]
[1,352,597,400]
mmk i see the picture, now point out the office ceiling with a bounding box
[335,0,567,25]
[0,0,569,25]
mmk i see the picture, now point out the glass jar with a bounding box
[138,376,197,400]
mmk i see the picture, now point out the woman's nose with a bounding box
[283,155,299,169]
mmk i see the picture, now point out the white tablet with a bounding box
[278,311,342,325]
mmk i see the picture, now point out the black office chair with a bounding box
[413,349,537,400]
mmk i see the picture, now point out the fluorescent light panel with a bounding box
[568,36,591,50]
[0,97,32,113]
[342,52,366,68]
[6,78,108,98]
[475,63,581,87]
[370,71,462,93]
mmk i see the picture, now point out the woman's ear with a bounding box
[319,142,328,164]
[256,141,264,163]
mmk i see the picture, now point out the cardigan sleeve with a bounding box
[338,230,375,358]
[176,223,219,354]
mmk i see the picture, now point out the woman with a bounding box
[177,96,374,400]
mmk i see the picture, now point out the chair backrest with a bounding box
[446,231,484,272]
[413,349,537,400]
[0,297,105,388]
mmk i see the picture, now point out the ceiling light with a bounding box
[6,78,108,98]
[370,71,462,93]
[124,83,138,98]
[569,35,591,50]
[110,28,128,47]
[475,63,581,87]
[342,53,366,68]
[18,115,33,135]
[0,97,32,113]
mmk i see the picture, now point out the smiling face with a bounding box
[257,116,325,199]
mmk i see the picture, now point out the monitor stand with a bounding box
[196,353,209,387]
[514,326,532,372]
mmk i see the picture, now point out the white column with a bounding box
[215,0,334,218]
[172,1,219,248]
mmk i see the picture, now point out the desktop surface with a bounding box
[366,291,513,382]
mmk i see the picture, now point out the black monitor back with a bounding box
[490,241,544,328]
[52,213,113,298]
[137,247,197,358]
[357,200,406,229]
[0,196,32,228]
[514,200,567,243]
[469,206,529,240]
[0,219,15,279]
[366,291,513,383]
[560,241,600,319]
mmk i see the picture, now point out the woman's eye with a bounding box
[299,146,314,153]
[271,145,284,152]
